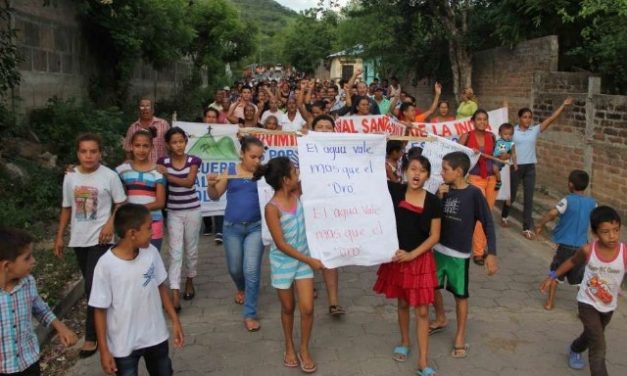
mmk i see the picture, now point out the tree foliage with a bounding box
[565,0,627,93]
[76,0,194,104]
[0,2,20,97]
[336,0,491,98]
[280,10,339,74]
[334,0,627,94]
[185,0,255,80]
[336,2,450,84]
[75,0,255,106]
[230,0,297,65]
[488,0,627,93]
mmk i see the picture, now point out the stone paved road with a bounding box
[68,220,627,376]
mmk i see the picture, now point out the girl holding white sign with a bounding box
[373,154,442,376]
[255,156,323,373]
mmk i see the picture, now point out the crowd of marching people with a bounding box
[0,69,624,376]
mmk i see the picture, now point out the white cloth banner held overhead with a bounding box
[298,132,399,268]
[421,134,481,194]
[406,107,510,200]
[175,122,240,216]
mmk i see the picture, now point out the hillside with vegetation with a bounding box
[229,0,298,64]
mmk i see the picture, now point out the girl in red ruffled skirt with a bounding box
[373,151,442,376]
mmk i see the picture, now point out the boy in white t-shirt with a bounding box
[90,203,184,375]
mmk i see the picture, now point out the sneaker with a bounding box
[215,233,223,244]
[568,349,585,370]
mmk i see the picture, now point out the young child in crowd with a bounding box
[373,154,441,376]
[540,206,624,375]
[54,133,127,358]
[255,157,323,373]
[1,227,77,376]
[90,203,184,376]
[157,127,202,311]
[429,151,498,358]
[201,107,225,244]
[116,128,166,251]
[385,140,403,183]
[535,170,597,310]
[493,123,517,190]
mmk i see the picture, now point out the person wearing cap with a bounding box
[373,86,391,115]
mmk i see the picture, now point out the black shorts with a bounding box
[550,244,584,284]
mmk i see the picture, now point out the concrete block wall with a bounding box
[11,0,187,112]
[12,0,88,110]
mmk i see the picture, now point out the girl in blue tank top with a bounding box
[207,136,265,332]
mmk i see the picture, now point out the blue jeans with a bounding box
[114,340,172,376]
[223,220,264,319]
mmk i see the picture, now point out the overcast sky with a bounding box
[274,0,350,12]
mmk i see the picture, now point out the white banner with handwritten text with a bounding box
[298,132,398,268]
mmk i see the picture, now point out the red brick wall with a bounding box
[473,36,559,121]
[589,95,627,217]
[470,35,627,219]
[533,94,587,195]
[533,90,627,219]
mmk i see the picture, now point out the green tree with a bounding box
[231,0,297,65]
[487,0,627,93]
[0,1,20,132]
[185,0,256,82]
[76,0,195,105]
[0,1,19,97]
[335,2,450,86]
[565,0,627,93]
[281,10,339,74]
[337,1,492,99]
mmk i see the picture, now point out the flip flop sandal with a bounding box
[243,319,261,332]
[183,286,195,300]
[283,352,299,368]
[297,353,317,373]
[328,305,345,316]
[234,291,245,305]
[78,342,99,359]
[392,345,410,362]
[428,324,447,335]
[451,344,469,358]
[416,367,437,375]
[522,230,535,240]
[500,217,510,227]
